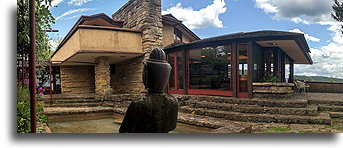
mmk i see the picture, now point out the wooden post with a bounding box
[247,41,254,98]
[29,0,37,133]
[289,59,294,83]
[232,43,238,98]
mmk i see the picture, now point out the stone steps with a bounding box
[45,102,101,107]
[308,100,343,106]
[192,101,318,116]
[179,106,332,125]
[318,105,343,112]
[329,112,343,118]
[177,113,252,133]
[43,107,113,116]
[178,95,308,108]
[46,99,103,104]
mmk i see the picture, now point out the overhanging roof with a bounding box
[162,14,201,41]
[163,30,313,64]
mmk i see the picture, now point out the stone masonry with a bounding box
[60,66,95,94]
[95,56,113,95]
[111,0,163,94]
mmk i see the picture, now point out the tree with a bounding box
[331,0,343,34]
[17,0,55,61]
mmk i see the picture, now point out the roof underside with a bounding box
[163,30,313,64]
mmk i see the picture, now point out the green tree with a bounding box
[331,0,343,34]
[17,0,55,61]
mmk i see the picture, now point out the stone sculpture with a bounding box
[119,48,178,133]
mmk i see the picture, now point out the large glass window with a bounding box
[189,45,231,90]
[238,44,248,93]
[168,54,175,89]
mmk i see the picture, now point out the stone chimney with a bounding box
[110,0,163,94]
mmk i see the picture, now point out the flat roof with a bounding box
[163,30,313,64]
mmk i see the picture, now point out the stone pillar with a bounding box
[95,56,113,95]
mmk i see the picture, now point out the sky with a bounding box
[47,0,343,78]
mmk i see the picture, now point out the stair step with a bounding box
[43,107,113,116]
[193,101,318,116]
[179,106,331,125]
[329,112,343,118]
[46,102,101,107]
[46,99,102,104]
[318,105,343,112]
[182,96,308,108]
[308,100,343,106]
[177,113,252,133]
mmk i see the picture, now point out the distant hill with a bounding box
[295,75,343,83]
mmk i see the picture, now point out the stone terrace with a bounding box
[41,93,343,133]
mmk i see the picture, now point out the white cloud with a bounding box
[67,0,92,6]
[55,8,95,21]
[162,0,227,29]
[289,29,320,42]
[51,0,64,7]
[254,0,343,78]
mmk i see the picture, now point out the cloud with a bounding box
[254,0,343,78]
[162,0,227,29]
[55,8,95,21]
[51,0,64,7]
[254,0,334,24]
[289,29,320,42]
[67,0,92,6]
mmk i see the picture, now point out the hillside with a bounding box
[295,75,343,83]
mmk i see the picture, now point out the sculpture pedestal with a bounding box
[119,93,178,133]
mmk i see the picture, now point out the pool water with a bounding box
[49,117,212,133]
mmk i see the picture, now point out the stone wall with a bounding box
[110,56,145,94]
[60,66,95,94]
[111,0,163,94]
[306,81,343,93]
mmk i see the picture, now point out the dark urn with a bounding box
[119,48,178,133]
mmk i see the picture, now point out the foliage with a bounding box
[17,85,49,133]
[263,73,278,82]
[17,0,55,60]
[331,0,343,34]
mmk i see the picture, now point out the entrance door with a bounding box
[237,43,248,98]
[167,51,185,94]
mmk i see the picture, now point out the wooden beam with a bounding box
[247,41,254,98]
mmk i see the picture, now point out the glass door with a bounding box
[237,43,248,98]
[167,51,185,94]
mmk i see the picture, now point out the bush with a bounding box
[17,85,48,133]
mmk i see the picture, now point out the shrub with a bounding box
[17,85,49,133]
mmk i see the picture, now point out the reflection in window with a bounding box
[189,45,231,90]
[177,51,184,89]
[168,54,175,89]
[238,44,248,92]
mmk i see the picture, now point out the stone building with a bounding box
[51,0,312,98]
[51,0,200,95]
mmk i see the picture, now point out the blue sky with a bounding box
[47,0,343,78]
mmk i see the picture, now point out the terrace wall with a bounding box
[307,81,343,93]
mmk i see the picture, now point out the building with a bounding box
[50,0,312,98]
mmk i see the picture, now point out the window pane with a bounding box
[168,54,175,89]
[189,45,231,90]
[238,44,248,92]
[177,51,184,89]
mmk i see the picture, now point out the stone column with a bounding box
[95,56,113,95]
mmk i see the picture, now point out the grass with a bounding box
[324,118,343,131]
